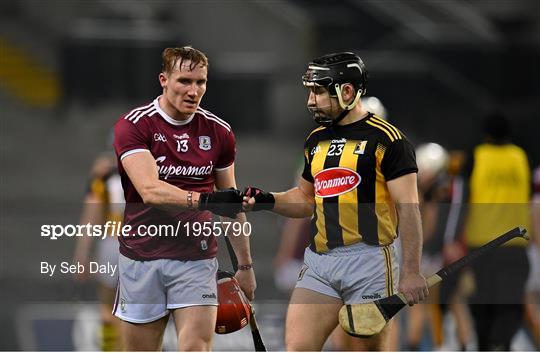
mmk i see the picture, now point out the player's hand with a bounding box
[234,268,257,301]
[198,188,243,218]
[242,186,275,212]
[398,271,428,306]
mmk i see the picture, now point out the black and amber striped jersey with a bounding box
[301,113,417,253]
[88,171,125,224]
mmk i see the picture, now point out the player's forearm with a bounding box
[272,187,314,218]
[397,203,423,274]
[139,180,195,211]
[223,212,253,265]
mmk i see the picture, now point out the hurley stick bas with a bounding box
[339,226,528,337]
[224,235,267,351]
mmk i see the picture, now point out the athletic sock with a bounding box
[100,322,118,351]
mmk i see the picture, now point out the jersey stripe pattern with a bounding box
[381,246,394,296]
[302,114,418,253]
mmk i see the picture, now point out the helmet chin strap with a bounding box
[311,84,363,127]
[312,104,350,127]
[331,109,351,126]
[312,109,334,127]
[335,83,362,110]
[331,84,362,126]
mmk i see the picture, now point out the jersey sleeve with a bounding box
[113,118,151,160]
[381,138,418,181]
[301,138,314,183]
[216,129,236,170]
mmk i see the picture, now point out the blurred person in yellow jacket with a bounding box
[464,113,531,351]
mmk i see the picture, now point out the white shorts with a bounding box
[113,254,218,323]
[296,242,399,304]
[96,237,119,289]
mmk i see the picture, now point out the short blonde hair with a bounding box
[161,46,209,74]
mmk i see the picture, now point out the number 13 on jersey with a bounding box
[177,139,189,153]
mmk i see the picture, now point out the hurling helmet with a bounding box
[302,52,368,126]
[215,271,251,334]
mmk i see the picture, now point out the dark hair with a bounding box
[483,112,510,142]
[161,46,208,74]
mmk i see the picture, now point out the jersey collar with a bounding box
[153,96,195,126]
[333,112,373,130]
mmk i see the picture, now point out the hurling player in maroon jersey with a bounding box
[113,46,254,351]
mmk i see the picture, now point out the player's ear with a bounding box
[158,72,167,88]
[342,83,355,101]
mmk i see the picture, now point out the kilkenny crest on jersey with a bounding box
[354,140,368,155]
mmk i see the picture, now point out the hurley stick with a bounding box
[339,226,528,337]
[224,235,267,351]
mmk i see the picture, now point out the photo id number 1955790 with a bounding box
[184,221,252,237]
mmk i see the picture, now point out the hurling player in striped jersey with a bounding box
[243,52,427,351]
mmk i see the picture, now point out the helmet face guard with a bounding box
[215,270,251,334]
[302,52,367,127]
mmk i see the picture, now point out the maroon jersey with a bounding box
[113,96,235,261]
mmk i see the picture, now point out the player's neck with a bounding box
[337,107,369,126]
[158,95,192,121]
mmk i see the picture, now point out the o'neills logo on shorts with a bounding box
[314,167,361,198]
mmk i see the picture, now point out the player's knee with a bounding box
[179,336,212,351]
[285,334,320,351]
[178,327,213,351]
[285,341,306,352]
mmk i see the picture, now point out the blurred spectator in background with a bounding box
[272,164,310,295]
[524,165,540,348]
[439,150,474,351]
[464,113,531,350]
[73,152,124,351]
[406,144,474,350]
[405,142,449,350]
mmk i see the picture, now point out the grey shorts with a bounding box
[296,242,399,304]
[113,254,218,323]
